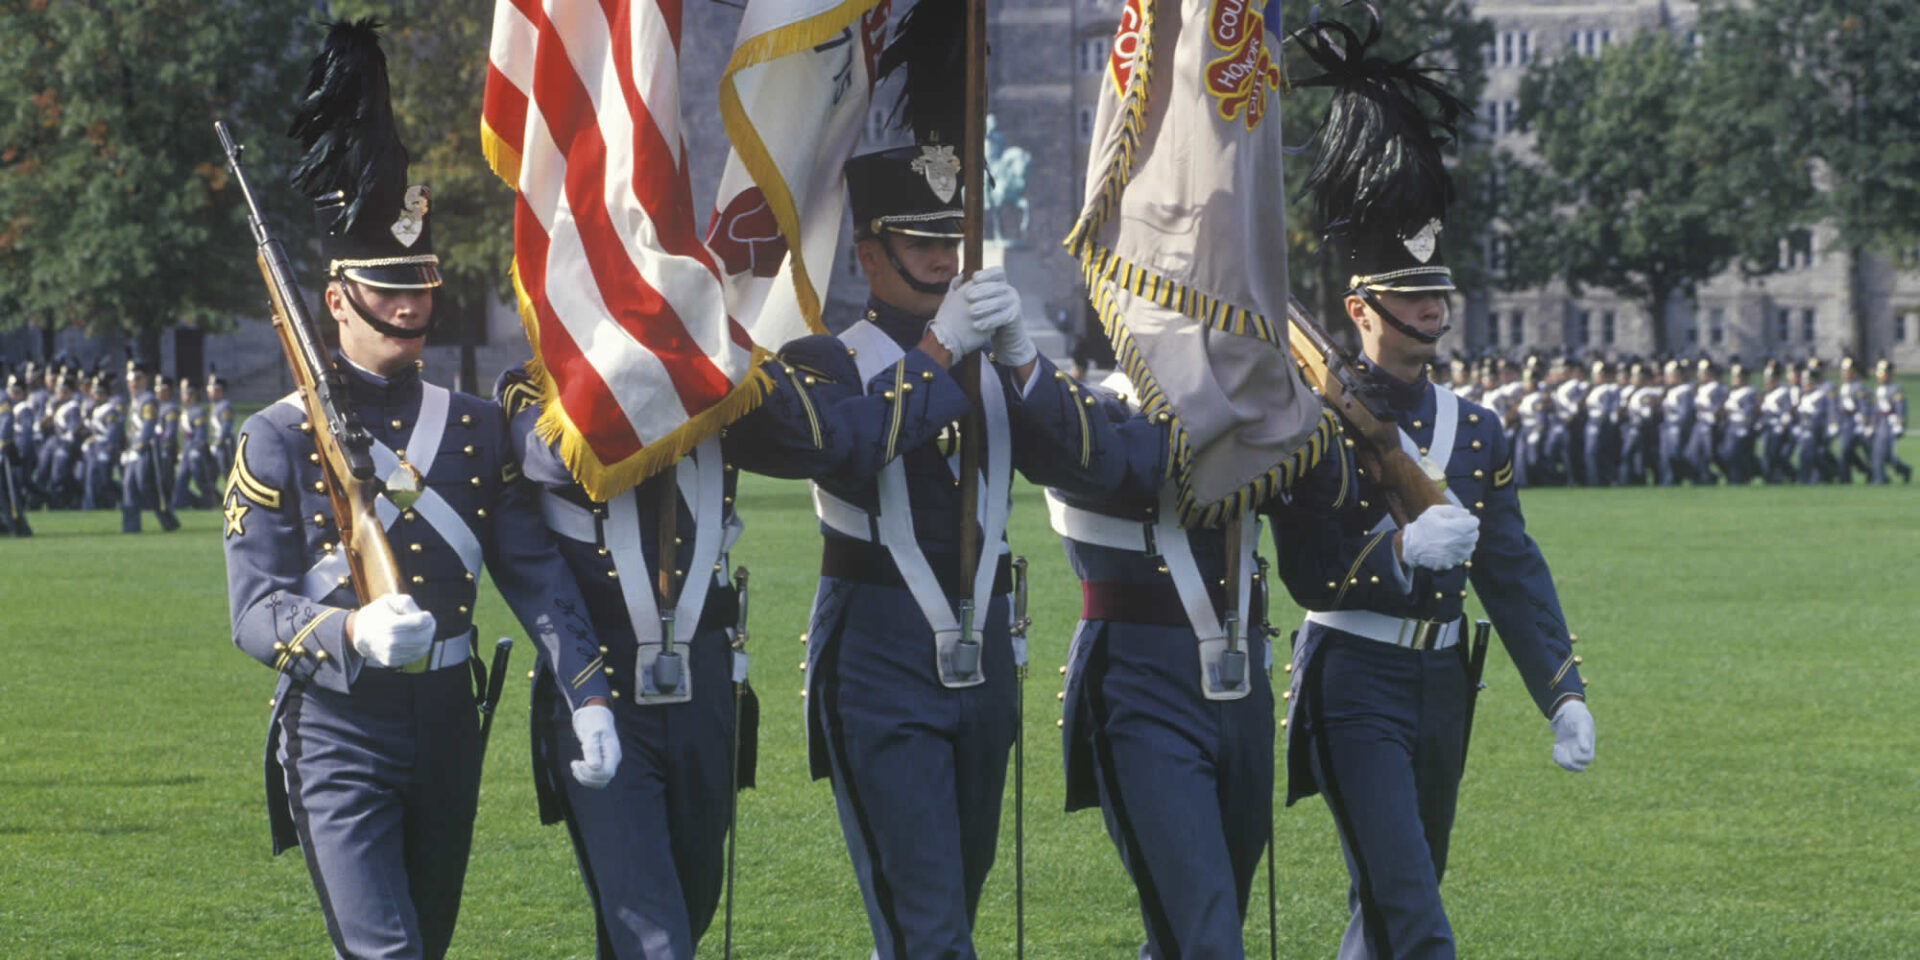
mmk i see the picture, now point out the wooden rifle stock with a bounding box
[1283,295,1448,523]
[218,120,402,606]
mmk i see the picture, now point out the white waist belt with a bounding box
[1305,609,1461,651]
[383,628,474,672]
[541,490,599,543]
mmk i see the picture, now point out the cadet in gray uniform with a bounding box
[1273,22,1593,959]
[1835,357,1872,483]
[724,144,1102,960]
[81,372,124,510]
[1684,358,1725,484]
[0,364,29,535]
[1719,362,1760,485]
[153,376,181,491]
[1794,359,1836,483]
[1869,359,1911,484]
[33,372,83,508]
[1759,361,1795,483]
[222,22,619,960]
[120,361,180,532]
[171,376,217,509]
[499,365,756,960]
[209,370,236,487]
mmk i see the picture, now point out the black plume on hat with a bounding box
[1291,5,1468,252]
[288,19,409,237]
[875,0,966,146]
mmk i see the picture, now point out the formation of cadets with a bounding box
[1437,352,1911,488]
[0,354,235,536]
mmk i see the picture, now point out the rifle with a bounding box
[723,565,750,959]
[1460,619,1492,764]
[215,121,405,606]
[1010,555,1030,960]
[477,636,514,754]
[1284,294,1448,525]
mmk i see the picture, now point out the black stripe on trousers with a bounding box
[546,708,618,957]
[281,688,351,956]
[1084,631,1179,958]
[1304,639,1394,958]
[817,626,908,959]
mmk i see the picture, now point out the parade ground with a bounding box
[2,465,1916,959]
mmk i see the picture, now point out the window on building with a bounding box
[1511,310,1525,346]
[1686,324,1699,344]
[1709,307,1725,345]
[1077,106,1095,141]
[1896,312,1910,343]
[1503,100,1518,134]
[1500,32,1512,67]
[1775,308,1791,343]
[1781,229,1814,270]
[1601,311,1616,346]
[1601,30,1612,48]
[1078,36,1110,75]
[1576,310,1592,345]
[1518,32,1531,64]
[1488,313,1502,345]
[1801,308,1816,343]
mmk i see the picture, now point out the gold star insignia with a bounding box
[223,496,251,538]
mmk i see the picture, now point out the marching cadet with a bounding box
[1685,358,1726,484]
[33,371,83,508]
[208,369,236,484]
[0,363,28,535]
[81,371,124,510]
[1657,360,1694,486]
[1835,356,1873,483]
[154,375,181,489]
[1719,361,1760,485]
[496,363,756,960]
[1618,362,1661,486]
[120,359,180,532]
[1794,358,1836,483]
[1513,368,1555,487]
[171,376,217,509]
[11,360,44,508]
[1580,359,1619,487]
[221,21,619,960]
[1273,22,1593,959]
[1869,359,1911,484]
[722,143,1102,960]
[1760,360,1795,483]
[1550,356,1588,484]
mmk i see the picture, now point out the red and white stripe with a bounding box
[484,0,758,479]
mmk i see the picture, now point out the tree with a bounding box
[0,0,314,347]
[1501,30,1785,353]
[1697,0,1920,352]
[1279,0,1495,342]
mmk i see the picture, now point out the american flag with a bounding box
[482,0,774,500]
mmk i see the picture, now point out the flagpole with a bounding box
[957,0,987,610]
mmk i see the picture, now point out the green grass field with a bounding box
[3,461,1918,958]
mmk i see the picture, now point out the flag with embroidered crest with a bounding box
[707,0,894,334]
[481,0,777,501]
[1064,0,1328,527]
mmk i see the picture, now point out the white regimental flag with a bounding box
[1065,0,1329,526]
[707,0,896,334]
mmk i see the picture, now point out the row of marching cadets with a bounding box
[1444,349,1910,488]
[218,14,1590,960]
[0,352,235,534]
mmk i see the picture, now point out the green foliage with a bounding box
[1503,31,1774,351]
[7,466,1920,956]
[0,0,314,336]
[1698,0,1920,255]
[1279,0,1494,336]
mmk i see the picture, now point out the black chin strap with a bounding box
[880,235,951,297]
[339,280,433,341]
[1356,286,1450,345]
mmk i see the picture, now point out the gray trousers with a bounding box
[1302,630,1467,960]
[278,665,481,960]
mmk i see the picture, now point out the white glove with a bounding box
[1400,504,1480,570]
[962,264,1023,330]
[350,593,437,667]
[570,703,621,788]
[1550,698,1595,772]
[926,276,992,358]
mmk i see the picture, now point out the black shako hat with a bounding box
[289,19,441,291]
[846,145,966,242]
[1292,7,1470,316]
